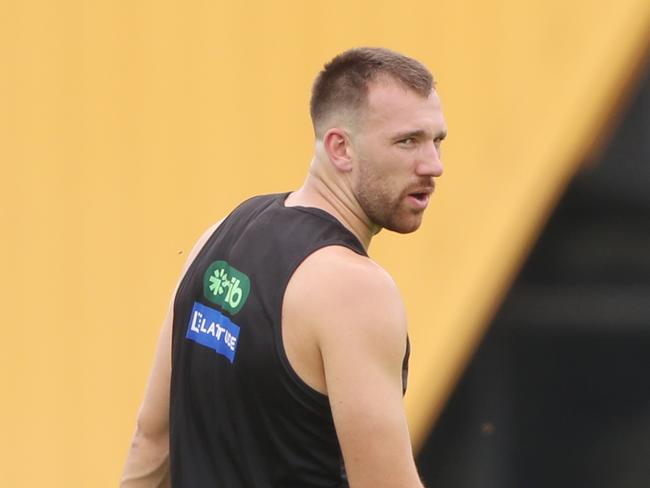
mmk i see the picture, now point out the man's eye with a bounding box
[399,138,416,146]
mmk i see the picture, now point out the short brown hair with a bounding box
[310,47,434,137]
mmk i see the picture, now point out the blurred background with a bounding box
[417,63,650,488]
[0,1,648,486]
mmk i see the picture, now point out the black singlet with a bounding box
[169,193,409,487]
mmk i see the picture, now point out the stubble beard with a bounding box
[355,162,424,234]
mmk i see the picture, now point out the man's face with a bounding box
[350,81,447,234]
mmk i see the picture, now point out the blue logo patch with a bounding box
[186,301,240,363]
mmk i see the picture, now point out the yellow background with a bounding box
[1,1,648,486]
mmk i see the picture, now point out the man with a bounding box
[122,47,447,487]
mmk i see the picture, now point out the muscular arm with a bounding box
[285,246,425,488]
[120,221,221,487]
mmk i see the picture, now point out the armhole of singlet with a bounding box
[273,241,366,405]
[172,224,222,324]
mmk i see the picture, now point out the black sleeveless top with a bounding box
[169,193,409,487]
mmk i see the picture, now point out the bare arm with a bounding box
[120,302,173,488]
[286,246,425,488]
[120,221,221,487]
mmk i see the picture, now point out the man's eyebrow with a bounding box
[392,129,448,141]
[392,130,427,141]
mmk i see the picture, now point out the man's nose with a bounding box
[416,141,444,177]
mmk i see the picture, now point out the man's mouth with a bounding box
[410,192,429,201]
[407,190,432,209]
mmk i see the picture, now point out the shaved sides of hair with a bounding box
[309,47,434,138]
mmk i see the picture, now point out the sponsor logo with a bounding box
[203,260,250,315]
[186,301,240,363]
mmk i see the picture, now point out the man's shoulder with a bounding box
[226,192,286,219]
[306,245,393,287]
[287,245,405,331]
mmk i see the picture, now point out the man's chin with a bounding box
[384,216,424,234]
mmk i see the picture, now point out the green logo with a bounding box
[203,260,251,315]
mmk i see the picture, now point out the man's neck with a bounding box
[284,172,377,251]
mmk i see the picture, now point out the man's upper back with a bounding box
[169,193,368,487]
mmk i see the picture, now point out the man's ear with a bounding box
[322,128,354,172]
